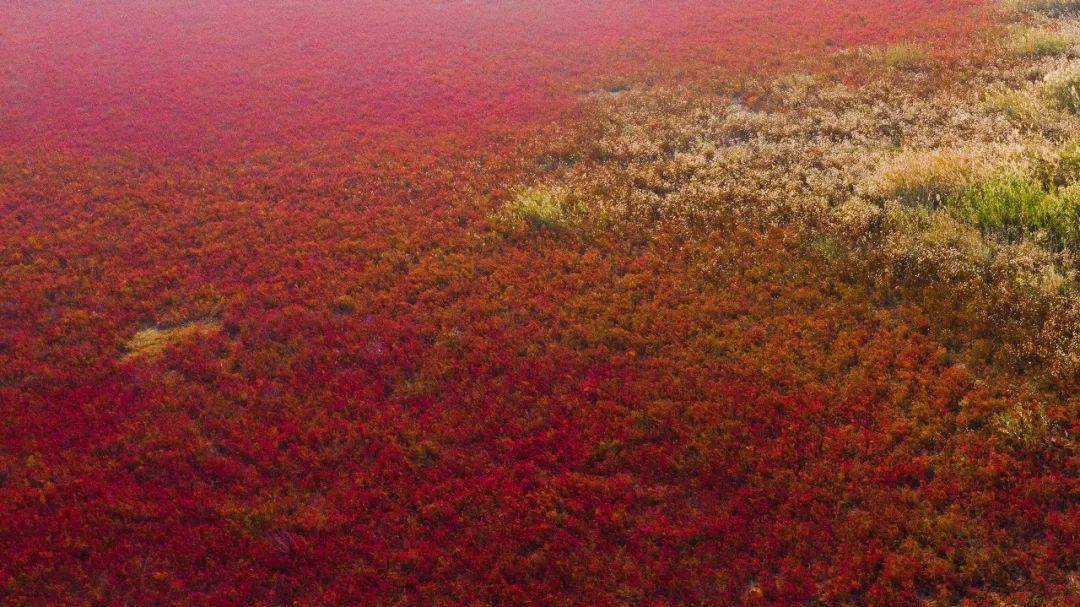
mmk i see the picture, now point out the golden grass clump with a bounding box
[1006,26,1075,57]
[491,186,574,233]
[124,321,221,360]
[882,42,930,70]
[872,148,1004,207]
[984,85,1048,124]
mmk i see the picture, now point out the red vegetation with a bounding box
[3,0,988,154]
[5,1,1074,605]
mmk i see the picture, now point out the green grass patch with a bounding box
[952,175,1079,250]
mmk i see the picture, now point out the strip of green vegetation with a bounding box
[951,176,1079,250]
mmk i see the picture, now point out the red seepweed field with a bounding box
[3,0,989,153]
[2,1,1077,605]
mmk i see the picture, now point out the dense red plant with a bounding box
[2,0,988,155]
[4,1,1074,606]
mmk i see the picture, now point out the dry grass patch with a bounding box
[1005,0,1080,15]
[873,148,1005,207]
[1006,26,1074,57]
[491,186,575,233]
[124,321,221,360]
[882,42,930,70]
[1048,71,1080,112]
[984,85,1047,124]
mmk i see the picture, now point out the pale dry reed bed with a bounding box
[498,11,1080,392]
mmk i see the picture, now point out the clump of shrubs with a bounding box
[874,139,1080,254]
[877,137,1080,253]
[1005,0,1080,16]
[992,403,1070,452]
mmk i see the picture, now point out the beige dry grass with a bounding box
[1004,0,1080,15]
[1006,26,1074,57]
[124,321,220,360]
[883,42,930,70]
[492,186,575,233]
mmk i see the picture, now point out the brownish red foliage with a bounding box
[5,1,1074,606]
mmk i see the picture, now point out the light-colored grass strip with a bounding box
[873,148,1001,207]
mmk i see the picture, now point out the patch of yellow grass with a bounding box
[491,186,574,233]
[883,42,930,70]
[1006,26,1074,57]
[992,403,1070,452]
[984,86,1046,124]
[873,148,1002,206]
[124,321,220,360]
